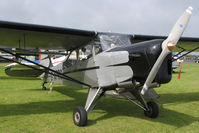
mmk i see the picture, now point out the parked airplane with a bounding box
[5,54,67,78]
[0,7,198,126]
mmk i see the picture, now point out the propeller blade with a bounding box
[141,6,193,95]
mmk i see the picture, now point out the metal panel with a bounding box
[95,51,133,87]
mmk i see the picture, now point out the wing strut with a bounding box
[0,48,91,88]
[173,46,199,61]
[173,46,186,57]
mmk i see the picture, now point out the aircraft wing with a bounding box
[0,21,97,51]
[0,20,199,53]
[131,34,199,42]
[131,34,199,52]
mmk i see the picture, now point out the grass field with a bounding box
[0,63,199,133]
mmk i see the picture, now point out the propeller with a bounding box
[141,6,193,95]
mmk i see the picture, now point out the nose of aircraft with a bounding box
[108,39,172,85]
[126,39,172,84]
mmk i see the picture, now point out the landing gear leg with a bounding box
[41,54,52,91]
[42,81,47,90]
[48,76,54,93]
[49,82,54,92]
[124,88,159,118]
[73,87,104,126]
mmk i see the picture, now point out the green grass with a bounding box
[0,63,199,133]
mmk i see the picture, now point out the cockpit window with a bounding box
[69,34,131,60]
[79,44,93,60]
[98,34,131,51]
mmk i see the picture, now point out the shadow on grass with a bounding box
[0,86,199,128]
[159,92,199,104]
[0,76,40,80]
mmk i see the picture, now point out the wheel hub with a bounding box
[74,112,80,123]
[145,106,152,116]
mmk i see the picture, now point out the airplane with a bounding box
[4,53,67,78]
[0,6,198,126]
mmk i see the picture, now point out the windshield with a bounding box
[98,34,131,51]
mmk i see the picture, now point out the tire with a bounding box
[144,101,159,118]
[73,106,87,126]
[42,86,47,90]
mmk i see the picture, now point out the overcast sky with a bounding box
[0,0,198,37]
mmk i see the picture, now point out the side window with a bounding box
[79,44,93,60]
[64,51,78,67]
[94,44,102,55]
[64,44,94,68]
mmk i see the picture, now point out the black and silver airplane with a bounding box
[0,6,198,126]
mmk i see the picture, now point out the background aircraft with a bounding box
[4,53,67,78]
[0,7,198,126]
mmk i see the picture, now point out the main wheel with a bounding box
[73,106,87,126]
[144,101,159,118]
[42,86,47,90]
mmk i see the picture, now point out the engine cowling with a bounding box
[109,39,172,85]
